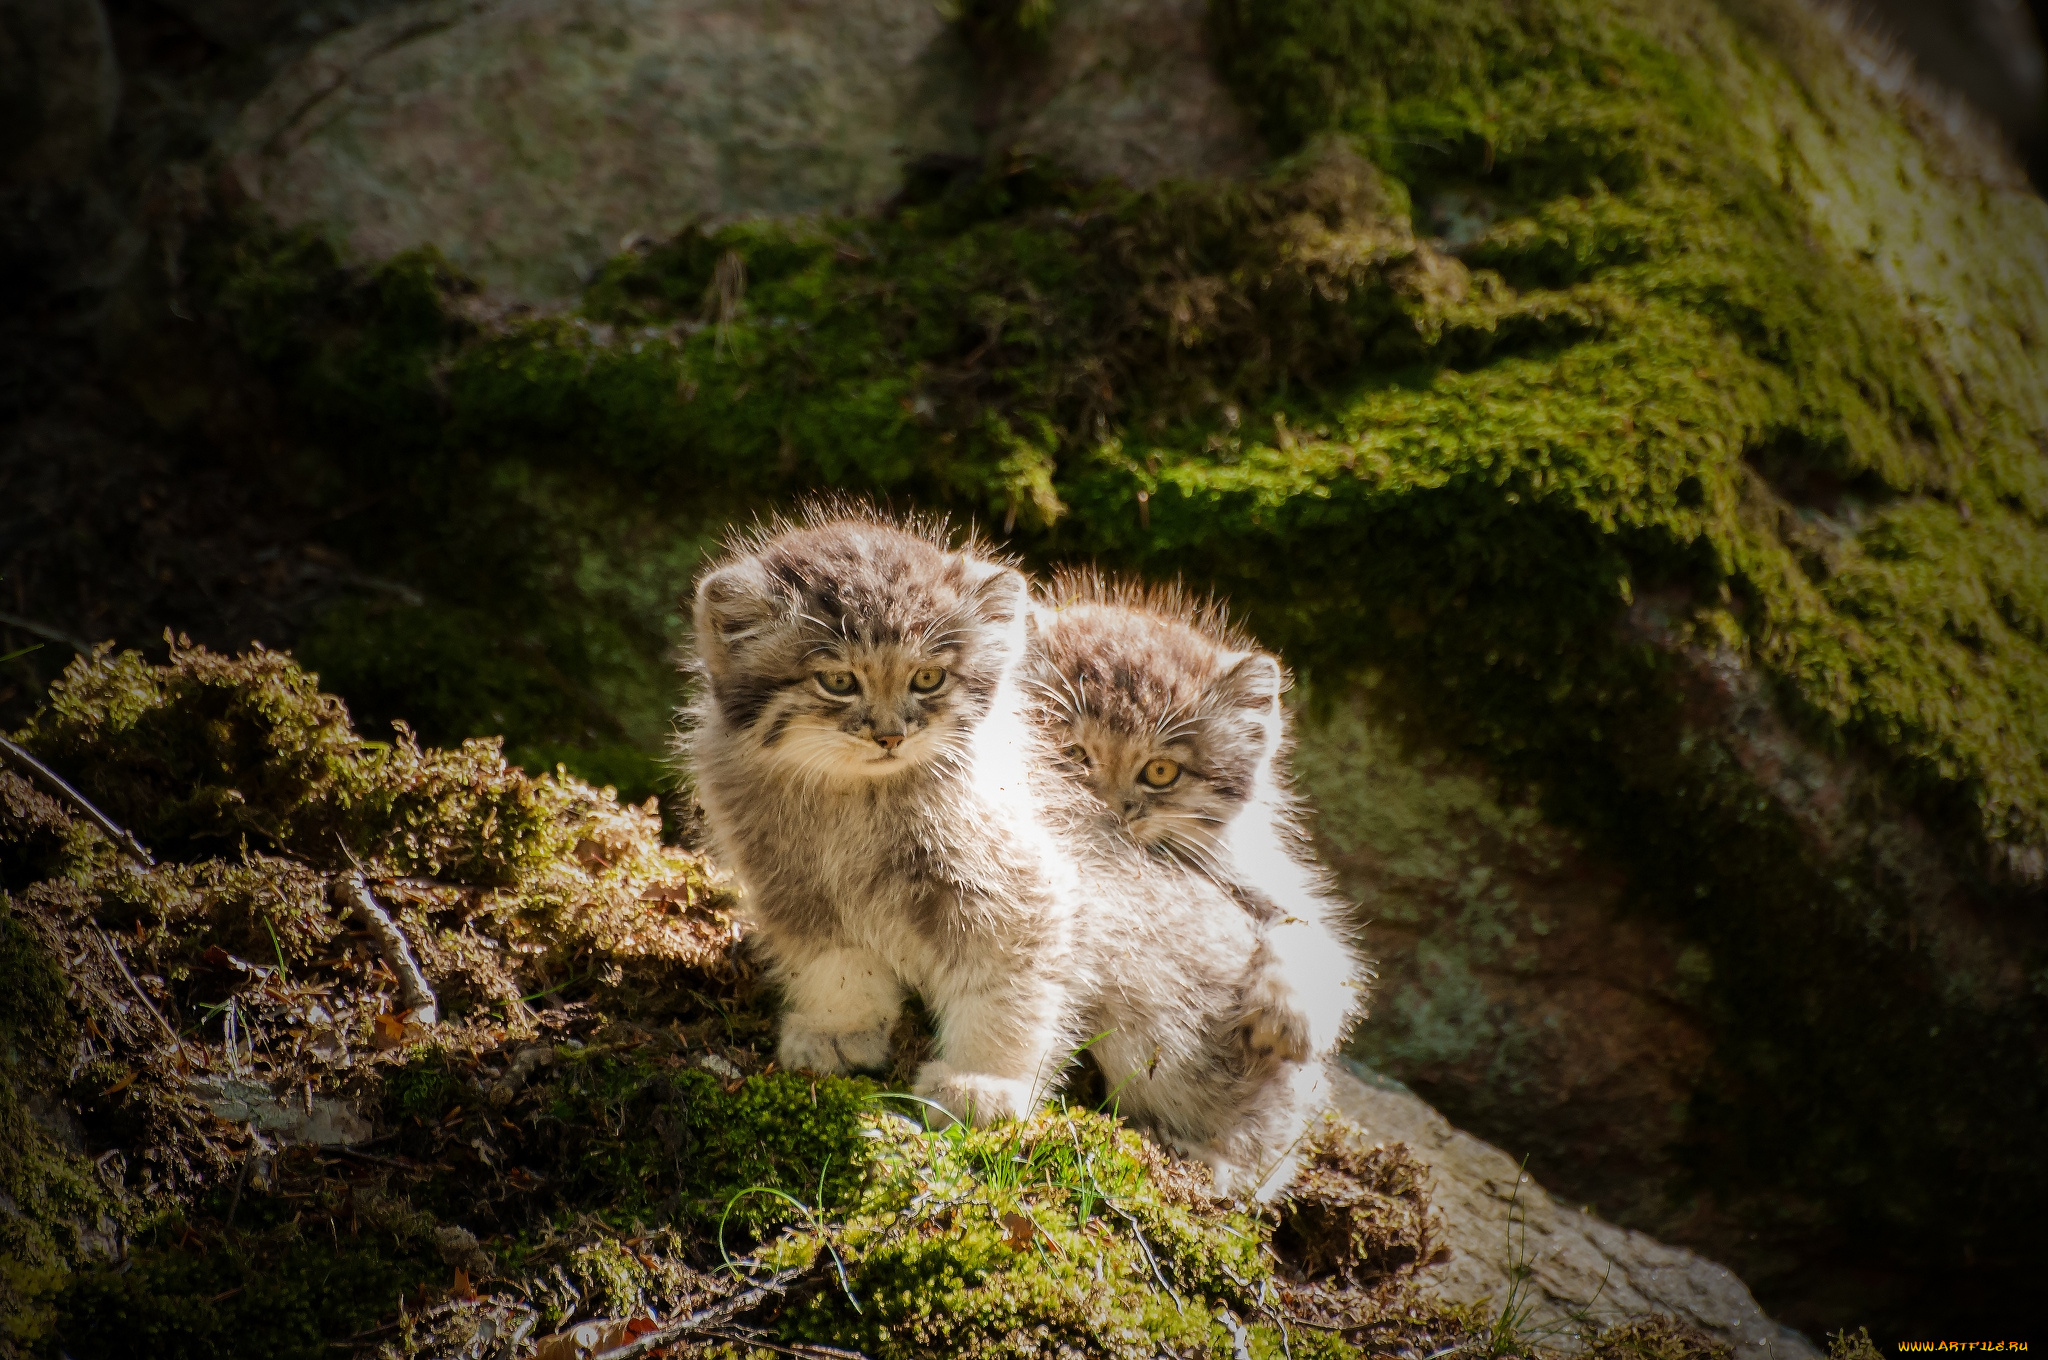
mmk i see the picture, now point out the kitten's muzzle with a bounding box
[873,733,905,753]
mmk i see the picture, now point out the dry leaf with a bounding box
[450,1267,475,1300]
[1000,1211,1038,1251]
[100,1070,138,1096]
[371,1013,409,1050]
[530,1318,638,1360]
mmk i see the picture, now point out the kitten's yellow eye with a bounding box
[1062,744,1090,766]
[909,667,946,693]
[1139,759,1181,789]
[818,671,859,695]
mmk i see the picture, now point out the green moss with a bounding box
[0,898,125,1352]
[772,1109,1289,1360]
[1196,0,2042,851]
[50,1216,439,1360]
[385,1049,469,1125]
[540,1061,879,1235]
[0,898,72,1066]
[18,641,574,882]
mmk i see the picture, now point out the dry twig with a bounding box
[332,872,439,1025]
[0,734,155,866]
[94,926,183,1050]
[589,1267,812,1360]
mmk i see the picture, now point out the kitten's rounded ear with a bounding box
[693,558,780,666]
[963,560,1029,627]
[1217,651,1287,710]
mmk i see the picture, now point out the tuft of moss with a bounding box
[772,1107,1272,1360]
[1826,1328,1884,1360]
[1273,1115,1447,1291]
[1582,1317,1734,1360]
[19,641,574,883]
[534,1060,880,1237]
[51,1218,440,1360]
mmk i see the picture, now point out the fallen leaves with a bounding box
[530,1315,656,1360]
[371,1011,427,1050]
[1001,1210,1044,1252]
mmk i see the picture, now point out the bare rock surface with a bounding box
[227,0,981,299]
[191,1073,375,1146]
[985,0,1263,186]
[1296,700,1714,1239]
[222,0,1269,298]
[1328,1062,1819,1360]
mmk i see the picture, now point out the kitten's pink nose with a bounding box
[874,733,905,752]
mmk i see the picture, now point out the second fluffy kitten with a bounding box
[1029,568,1365,1066]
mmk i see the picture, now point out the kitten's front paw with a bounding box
[1195,1142,1304,1205]
[912,1062,1032,1128]
[778,1019,892,1075]
[1235,971,1315,1064]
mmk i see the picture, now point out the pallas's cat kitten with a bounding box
[1030,568,1363,1066]
[685,513,1321,1198]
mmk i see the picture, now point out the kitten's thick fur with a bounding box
[1030,568,1365,1068]
[684,514,1317,1197]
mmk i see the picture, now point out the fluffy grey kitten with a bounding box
[684,513,1319,1198]
[1029,568,1365,1068]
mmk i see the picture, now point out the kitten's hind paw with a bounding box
[912,1063,1033,1128]
[778,1019,892,1075]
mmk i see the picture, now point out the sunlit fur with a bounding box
[684,511,1328,1199]
[1030,567,1368,1074]
[1030,572,1268,869]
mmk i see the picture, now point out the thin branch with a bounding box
[1105,1198,1184,1312]
[94,926,182,1050]
[588,1267,812,1360]
[332,872,439,1025]
[703,1326,870,1360]
[0,735,154,866]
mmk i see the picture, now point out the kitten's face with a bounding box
[1032,604,1282,860]
[694,522,1023,784]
